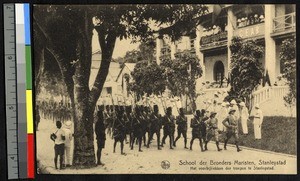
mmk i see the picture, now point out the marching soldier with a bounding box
[147,105,162,150]
[141,106,150,147]
[204,112,222,151]
[173,108,188,149]
[222,108,242,152]
[130,106,143,152]
[124,106,132,144]
[109,105,117,139]
[161,107,175,149]
[103,105,112,136]
[190,110,204,151]
[199,109,207,144]
[95,106,106,165]
[113,106,126,155]
[145,106,152,144]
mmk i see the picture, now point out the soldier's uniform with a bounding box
[161,107,175,149]
[141,106,150,147]
[173,108,188,149]
[222,108,242,152]
[113,106,126,155]
[147,105,162,150]
[204,112,222,151]
[130,107,143,152]
[190,110,204,151]
[109,106,117,139]
[200,110,209,140]
[124,106,132,144]
[95,108,106,165]
[103,106,111,135]
[127,110,135,148]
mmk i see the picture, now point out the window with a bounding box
[214,61,225,82]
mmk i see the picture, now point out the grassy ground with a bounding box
[220,116,296,155]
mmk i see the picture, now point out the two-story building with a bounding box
[155,4,296,116]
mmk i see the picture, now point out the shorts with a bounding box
[206,129,219,141]
[97,139,105,149]
[54,144,65,156]
[225,130,239,141]
[192,130,201,139]
[177,128,187,138]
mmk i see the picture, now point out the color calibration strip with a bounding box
[17,3,35,178]
[24,3,35,178]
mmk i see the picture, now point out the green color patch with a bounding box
[26,46,32,90]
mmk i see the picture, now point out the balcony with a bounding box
[273,12,296,33]
[233,23,265,40]
[199,31,227,51]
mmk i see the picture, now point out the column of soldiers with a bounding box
[94,96,253,163]
[38,100,72,123]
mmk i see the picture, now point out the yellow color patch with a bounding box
[26,90,33,134]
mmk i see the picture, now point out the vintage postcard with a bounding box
[33,4,297,174]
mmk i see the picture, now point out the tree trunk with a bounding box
[72,83,96,167]
[72,21,96,167]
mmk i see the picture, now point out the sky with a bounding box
[92,30,140,59]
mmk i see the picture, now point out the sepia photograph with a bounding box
[33,4,296,174]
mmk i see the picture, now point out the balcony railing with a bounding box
[200,31,227,50]
[273,12,296,33]
[200,31,227,45]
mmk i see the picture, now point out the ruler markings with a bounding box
[4,3,19,179]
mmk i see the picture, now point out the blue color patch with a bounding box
[24,4,30,45]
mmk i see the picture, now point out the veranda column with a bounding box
[265,5,276,85]
[195,25,205,84]
[227,7,236,75]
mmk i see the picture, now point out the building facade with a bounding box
[155,4,296,116]
[90,50,136,105]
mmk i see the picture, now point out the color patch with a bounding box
[26,46,32,90]
[27,134,35,178]
[26,90,33,134]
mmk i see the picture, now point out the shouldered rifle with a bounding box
[158,93,167,114]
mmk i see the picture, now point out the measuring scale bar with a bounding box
[4,3,35,179]
[4,4,19,180]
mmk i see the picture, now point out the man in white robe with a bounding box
[239,102,249,135]
[251,104,263,140]
[230,99,240,120]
